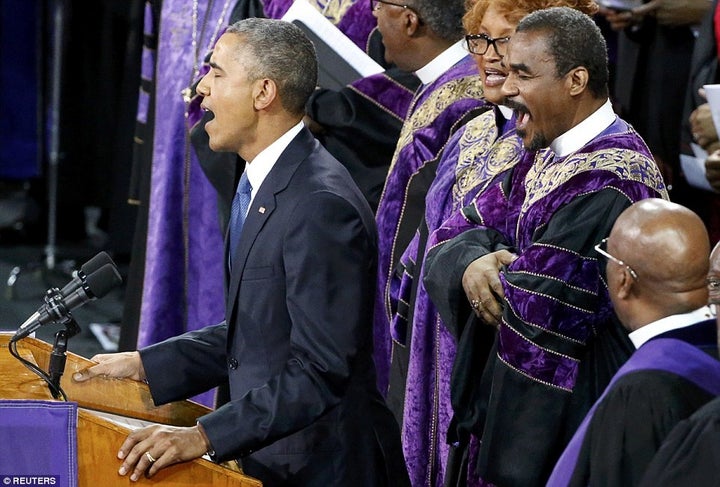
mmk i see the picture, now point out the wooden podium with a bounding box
[0,333,262,486]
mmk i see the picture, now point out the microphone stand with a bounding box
[48,316,80,399]
[6,0,76,299]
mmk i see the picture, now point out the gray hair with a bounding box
[226,18,318,114]
[516,7,609,99]
[411,0,466,42]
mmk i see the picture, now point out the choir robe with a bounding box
[373,54,487,393]
[307,67,420,211]
[548,317,720,487]
[387,107,520,486]
[638,394,720,487]
[424,116,668,486]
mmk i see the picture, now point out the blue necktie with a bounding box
[229,170,252,258]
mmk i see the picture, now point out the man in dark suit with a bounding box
[74,18,409,487]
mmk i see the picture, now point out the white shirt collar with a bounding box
[629,305,716,349]
[498,105,513,120]
[550,99,615,158]
[415,41,468,86]
[244,121,304,204]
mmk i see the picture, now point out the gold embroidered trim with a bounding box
[453,112,521,208]
[387,74,484,178]
[314,0,355,24]
[521,146,667,217]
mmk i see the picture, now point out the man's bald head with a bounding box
[605,199,710,331]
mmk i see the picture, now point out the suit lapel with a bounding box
[226,128,318,323]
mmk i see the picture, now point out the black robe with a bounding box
[638,395,720,487]
[566,320,719,487]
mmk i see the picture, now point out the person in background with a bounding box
[548,199,720,487]
[304,27,421,212]
[423,8,667,485]
[74,19,408,487]
[370,0,487,402]
[677,0,720,247]
[597,0,709,194]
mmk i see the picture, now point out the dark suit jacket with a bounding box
[141,128,408,486]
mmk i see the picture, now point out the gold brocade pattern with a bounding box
[521,146,668,217]
[452,111,521,210]
[387,74,484,177]
[314,0,356,24]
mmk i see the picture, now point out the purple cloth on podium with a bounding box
[373,55,485,393]
[0,400,78,487]
[548,338,720,486]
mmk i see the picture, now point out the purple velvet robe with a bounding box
[349,71,416,122]
[424,117,669,486]
[390,108,521,486]
[139,0,230,350]
[374,55,486,393]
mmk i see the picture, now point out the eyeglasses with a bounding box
[594,238,638,280]
[371,0,421,18]
[465,33,511,56]
[709,277,720,302]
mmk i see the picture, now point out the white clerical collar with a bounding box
[415,41,467,86]
[629,305,716,349]
[498,105,513,120]
[550,99,615,158]
[244,121,304,203]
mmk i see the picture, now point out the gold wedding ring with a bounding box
[145,451,157,463]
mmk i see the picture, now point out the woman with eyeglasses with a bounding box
[387,1,599,485]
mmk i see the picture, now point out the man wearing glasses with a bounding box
[549,198,720,486]
[371,0,489,406]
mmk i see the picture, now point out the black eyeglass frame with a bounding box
[370,0,422,20]
[465,33,511,56]
[594,237,639,281]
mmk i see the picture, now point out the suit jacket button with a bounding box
[228,358,239,370]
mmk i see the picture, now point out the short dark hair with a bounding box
[226,18,318,115]
[411,0,466,42]
[516,7,609,98]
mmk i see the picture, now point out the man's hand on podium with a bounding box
[117,424,209,481]
[72,351,147,383]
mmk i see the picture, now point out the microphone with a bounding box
[11,263,123,342]
[59,251,114,297]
